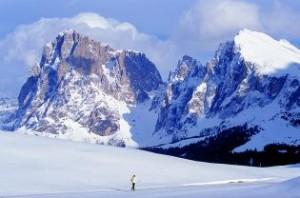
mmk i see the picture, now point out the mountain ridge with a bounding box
[1,28,300,165]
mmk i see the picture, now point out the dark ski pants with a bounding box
[131,183,135,191]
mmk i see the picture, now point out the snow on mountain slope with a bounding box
[235,29,300,77]
[233,103,300,152]
[0,97,17,130]
[0,132,299,198]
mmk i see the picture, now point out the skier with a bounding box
[130,174,137,191]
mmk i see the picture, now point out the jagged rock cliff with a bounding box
[154,30,300,151]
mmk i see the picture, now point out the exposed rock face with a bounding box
[39,30,162,103]
[155,55,206,137]
[14,30,162,145]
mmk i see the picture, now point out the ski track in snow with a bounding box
[0,181,294,198]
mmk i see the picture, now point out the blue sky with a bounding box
[0,0,300,96]
[0,0,196,39]
[1,0,299,41]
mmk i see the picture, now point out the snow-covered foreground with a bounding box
[0,132,299,198]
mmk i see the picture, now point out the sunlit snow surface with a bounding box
[0,132,299,198]
[235,29,300,77]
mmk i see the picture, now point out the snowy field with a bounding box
[0,132,299,198]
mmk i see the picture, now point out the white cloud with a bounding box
[261,1,300,39]
[173,0,262,60]
[0,13,179,96]
[71,13,115,29]
[180,0,261,38]
[173,0,300,60]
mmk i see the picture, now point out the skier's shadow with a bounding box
[106,188,132,193]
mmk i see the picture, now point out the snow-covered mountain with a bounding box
[154,29,300,151]
[13,30,162,146]
[4,29,300,165]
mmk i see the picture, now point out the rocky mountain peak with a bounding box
[37,30,162,103]
[13,31,163,144]
[169,55,203,83]
[6,29,300,155]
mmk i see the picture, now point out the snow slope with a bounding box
[0,132,299,198]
